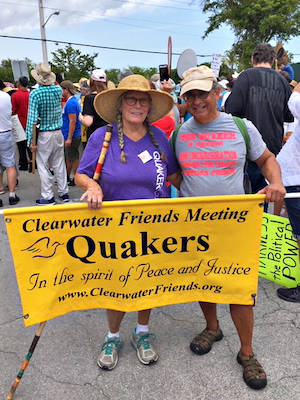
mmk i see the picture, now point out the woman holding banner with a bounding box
[75,75,181,370]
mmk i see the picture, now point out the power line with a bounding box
[0,0,201,12]
[108,0,200,11]
[0,34,214,57]
[0,2,213,39]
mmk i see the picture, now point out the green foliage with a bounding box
[0,59,14,83]
[199,0,300,68]
[105,67,181,85]
[128,66,158,80]
[50,44,98,82]
[106,69,121,85]
[0,58,35,85]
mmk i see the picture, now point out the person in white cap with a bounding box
[26,63,69,205]
[172,65,286,390]
[79,69,108,145]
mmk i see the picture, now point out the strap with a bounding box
[170,122,183,154]
[171,117,249,157]
[232,116,249,157]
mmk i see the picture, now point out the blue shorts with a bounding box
[285,186,300,239]
[0,131,15,167]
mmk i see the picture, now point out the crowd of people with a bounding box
[1,42,300,391]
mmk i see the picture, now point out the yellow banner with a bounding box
[4,195,264,327]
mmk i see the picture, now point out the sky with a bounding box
[1,0,300,75]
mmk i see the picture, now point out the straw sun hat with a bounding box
[94,75,174,123]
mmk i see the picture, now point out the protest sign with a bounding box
[4,195,264,327]
[259,213,300,288]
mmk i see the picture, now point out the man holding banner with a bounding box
[172,66,286,390]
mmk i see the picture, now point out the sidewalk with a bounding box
[0,170,300,400]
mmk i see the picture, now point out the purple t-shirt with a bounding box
[77,123,178,200]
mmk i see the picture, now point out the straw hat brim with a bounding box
[94,88,174,123]
[31,69,56,86]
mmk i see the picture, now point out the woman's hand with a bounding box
[74,173,104,210]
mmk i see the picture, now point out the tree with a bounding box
[128,66,158,80]
[0,58,35,84]
[197,0,300,68]
[50,44,98,82]
[106,69,121,85]
[222,49,240,73]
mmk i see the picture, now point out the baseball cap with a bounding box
[180,66,217,96]
[61,80,77,95]
[91,69,107,82]
[218,79,229,89]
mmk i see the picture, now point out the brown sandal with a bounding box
[190,324,223,355]
[237,351,267,390]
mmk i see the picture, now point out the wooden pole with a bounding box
[93,124,113,181]
[7,322,46,400]
[31,123,37,174]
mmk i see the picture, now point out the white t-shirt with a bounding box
[277,91,300,186]
[174,112,266,197]
[221,91,231,109]
[0,91,12,132]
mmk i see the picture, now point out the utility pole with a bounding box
[38,0,59,64]
[38,0,48,64]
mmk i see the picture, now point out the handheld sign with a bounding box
[177,49,197,79]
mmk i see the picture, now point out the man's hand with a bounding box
[257,183,286,203]
[29,143,37,153]
[65,138,72,147]
[255,148,286,202]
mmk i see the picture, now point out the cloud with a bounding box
[0,0,164,33]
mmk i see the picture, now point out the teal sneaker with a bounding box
[97,336,124,370]
[131,328,158,365]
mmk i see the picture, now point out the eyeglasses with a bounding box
[124,96,150,107]
[184,90,212,102]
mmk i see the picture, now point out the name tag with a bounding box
[138,150,153,164]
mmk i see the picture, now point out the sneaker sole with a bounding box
[97,355,118,371]
[277,291,300,303]
[36,202,56,206]
[130,339,158,365]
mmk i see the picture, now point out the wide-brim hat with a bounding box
[290,80,298,88]
[94,75,174,123]
[31,63,56,86]
[3,87,16,93]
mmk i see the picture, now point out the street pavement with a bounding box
[1,169,300,400]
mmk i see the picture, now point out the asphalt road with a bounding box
[0,169,300,400]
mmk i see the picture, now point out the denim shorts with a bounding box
[0,131,15,167]
[285,186,300,239]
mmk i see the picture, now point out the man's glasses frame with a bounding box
[183,90,212,102]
